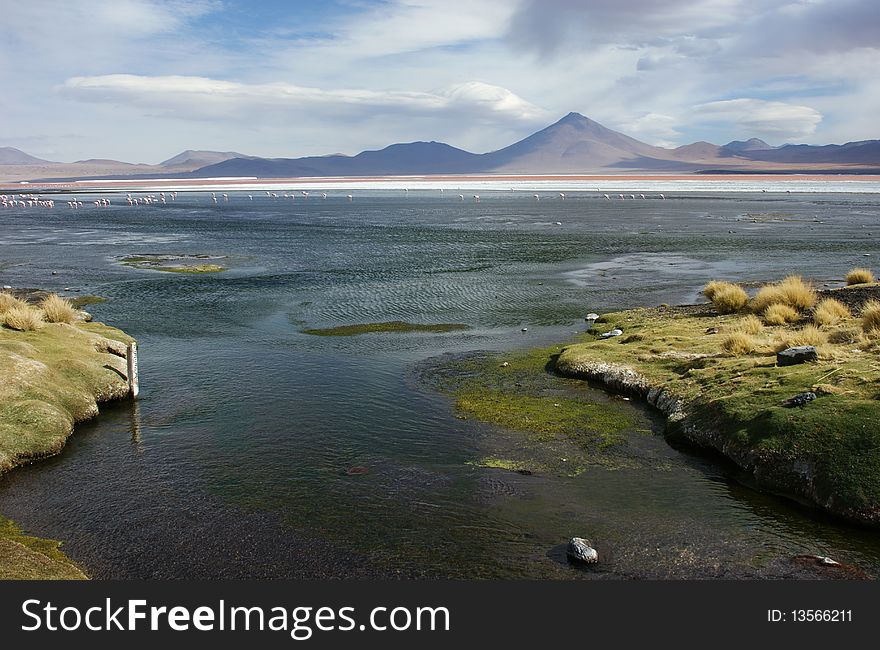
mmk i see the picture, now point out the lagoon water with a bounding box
[1,187,880,578]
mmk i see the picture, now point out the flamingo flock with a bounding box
[1,188,672,211]
[1,193,55,208]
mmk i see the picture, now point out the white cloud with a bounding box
[622,113,682,147]
[693,98,822,140]
[59,74,547,124]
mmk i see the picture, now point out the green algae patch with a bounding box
[0,515,86,580]
[472,457,531,472]
[119,254,226,274]
[424,343,646,476]
[69,295,107,309]
[303,321,470,336]
[457,392,631,444]
[554,288,880,525]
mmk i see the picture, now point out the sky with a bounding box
[1,0,878,163]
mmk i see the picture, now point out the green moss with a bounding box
[158,264,224,274]
[0,322,132,473]
[0,515,86,580]
[457,391,631,443]
[69,295,107,309]
[303,321,470,336]
[472,457,530,472]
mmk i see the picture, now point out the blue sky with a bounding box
[2,0,878,162]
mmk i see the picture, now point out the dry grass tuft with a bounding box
[774,324,828,352]
[709,283,749,314]
[726,314,764,335]
[721,332,757,356]
[0,293,28,313]
[762,303,800,326]
[861,300,880,334]
[813,298,851,327]
[751,284,785,314]
[702,280,728,301]
[40,294,78,324]
[828,328,864,345]
[751,275,817,313]
[777,275,817,311]
[2,305,45,331]
[846,267,875,286]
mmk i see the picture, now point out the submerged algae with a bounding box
[303,321,470,336]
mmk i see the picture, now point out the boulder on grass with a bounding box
[777,346,818,366]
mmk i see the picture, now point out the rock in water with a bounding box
[566,537,599,565]
[777,345,818,366]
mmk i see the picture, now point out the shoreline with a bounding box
[0,289,136,579]
[4,172,880,194]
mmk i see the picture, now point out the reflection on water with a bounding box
[0,189,878,578]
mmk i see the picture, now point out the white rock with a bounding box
[567,537,599,565]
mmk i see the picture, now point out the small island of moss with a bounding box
[119,254,226,274]
[303,321,470,336]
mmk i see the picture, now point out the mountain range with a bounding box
[2,113,879,182]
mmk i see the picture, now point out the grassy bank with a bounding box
[1,290,135,578]
[554,280,880,526]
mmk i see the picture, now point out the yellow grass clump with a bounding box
[40,293,78,324]
[2,305,45,331]
[721,332,757,356]
[774,324,828,352]
[862,300,880,334]
[726,314,764,335]
[813,298,851,327]
[709,283,749,314]
[751,275,816,313]
[0,293,27,314]
[762,303,799,326]
[846,268,875,286]
[702,280,728,301]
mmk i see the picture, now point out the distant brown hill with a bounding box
[3,114,879,182]
[192,113,880,177]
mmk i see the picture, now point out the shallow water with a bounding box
[0,189,879,578]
